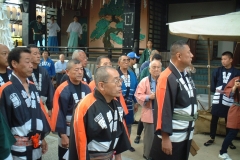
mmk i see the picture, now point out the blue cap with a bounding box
[127,52,140,59]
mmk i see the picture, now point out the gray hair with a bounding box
[66,59,81,70]
[150,49,159,57]
[72,49,85,60]
[149,59,162,68]
[95,66,116,88]
[96,55,110,66]
[118,55,128,62]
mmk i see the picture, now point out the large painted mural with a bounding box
[89,0,147,49]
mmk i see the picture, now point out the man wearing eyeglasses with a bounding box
[88,55,129,116]
[117,55,139,152]
[69,66,131,160]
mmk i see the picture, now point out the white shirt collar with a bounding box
[170,60,187,77]
[12,72,30,84]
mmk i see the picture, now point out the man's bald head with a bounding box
[59,54,65,62]
[95,66,115,86]
[95,66,122,100]
[0,44,10,68]
[59,54,64,58]
[0,44,8,48]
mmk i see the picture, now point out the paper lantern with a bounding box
[6,6,11,19]
[11,24,15,36]
[17,7,22,20]
[41,10,45,23]
[36,9,40,18]
[12,6,17,20]
[18,25,22,37]
[13,24,18,36]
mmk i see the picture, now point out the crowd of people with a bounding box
[0,39,239,160]
[29,15,83,52]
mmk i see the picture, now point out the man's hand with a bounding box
[48,110,52,117]
[41,139,48,154]
[115,154,122,160]
[61,134,69,148]
[149,92,155,100]
[61,70,66,74]
[134,103,138,113]
[161,132,172,155]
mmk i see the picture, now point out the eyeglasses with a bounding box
[103,78,123,85]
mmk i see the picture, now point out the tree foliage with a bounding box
[90,0,145,48]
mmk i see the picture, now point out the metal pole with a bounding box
[108,48,112,60]
[85,47,89,58]
[207,38,211,110]
[133,39,139,56]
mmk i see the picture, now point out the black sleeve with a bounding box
[211,69,217,93]
[0,92,11,127]
[45,73,54,110]
[114,123,131,154]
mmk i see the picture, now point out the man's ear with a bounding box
[66,69,70,76]
[176,52,181,60]
[97,82,105,91]
[11,60,18,69]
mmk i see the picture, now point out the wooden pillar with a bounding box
[232,1,240,66]
[57,8,62,46]
[21,0,35,45]
[122,0,141,55]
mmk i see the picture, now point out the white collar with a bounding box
[170,60,187,77]
[12,72,29,84]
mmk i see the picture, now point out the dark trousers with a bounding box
[150,135,191,160]
[34,39,43,50]
[220,129,239,154]
[210,115,229,139]
[137,119,144,136]
[58,145,68,160]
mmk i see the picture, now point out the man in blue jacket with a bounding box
[117,55,139,152]
[39,50,56,80]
